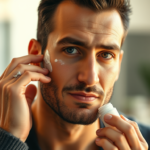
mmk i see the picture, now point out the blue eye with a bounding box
[64,47,78,55]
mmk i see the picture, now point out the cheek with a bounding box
[49,59,76,90]
[100,63,119,91]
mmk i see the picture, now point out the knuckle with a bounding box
[116,134,124,142]
[131,121,138,127]
[24,71,31,77]
[17,64,23,70]
[126,124,134,133]
[11,58,17,64]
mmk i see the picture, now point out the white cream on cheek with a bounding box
[43,50,52,72]
[54,59,65,65]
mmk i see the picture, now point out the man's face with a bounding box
[40,1,124,125]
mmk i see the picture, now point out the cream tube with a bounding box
[43,50,52,72]
[98,103,120,127]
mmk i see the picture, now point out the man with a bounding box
[0,0,149,149]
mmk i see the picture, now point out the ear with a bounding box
[115,50,124,81]
[28,39,42,66]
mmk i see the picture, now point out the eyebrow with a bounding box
[57,37,120,50]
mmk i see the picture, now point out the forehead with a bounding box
[51,1,124,48]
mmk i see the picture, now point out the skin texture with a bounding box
[32,1,124,149]
[0,1,148,150]
[39,1,124,126]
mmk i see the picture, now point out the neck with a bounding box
[31,85,100,150]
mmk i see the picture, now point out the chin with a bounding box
[57,105,100,125]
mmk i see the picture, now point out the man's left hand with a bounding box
[95,114,148,150]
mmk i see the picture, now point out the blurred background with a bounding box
[0,0,150,125]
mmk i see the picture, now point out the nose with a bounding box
[78,53,100,86]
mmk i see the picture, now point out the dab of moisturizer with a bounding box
[54,59,65,65]
[44,50,52,72]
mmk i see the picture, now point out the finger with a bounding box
[121,115,147,143]
[104,114,141,149]
[1,65,49,98]
[6,64,49,81]
[1,77,17,106]
[4,55,43,78]
[0,75,20,103]
[25,84,37,107]
[95,138,118,150]
[13,71,51,90]
[1,77,17,124]
[0,66,9,80]
[96,127,130,150]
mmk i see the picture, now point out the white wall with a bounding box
[0,0,41,62]
[9,0,40,59]
[129,0,150,33]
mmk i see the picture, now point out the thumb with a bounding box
[25,84,37,107]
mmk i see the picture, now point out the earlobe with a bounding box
[28,39,41,55]
[28,39,42,66]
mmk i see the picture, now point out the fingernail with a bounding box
[45,76,51,80]
[104,114,112,120]
[96,129,102,134]
[96,138,100,142]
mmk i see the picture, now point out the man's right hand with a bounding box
[0,54,51,142]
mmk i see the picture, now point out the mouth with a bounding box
[69,92,99,103]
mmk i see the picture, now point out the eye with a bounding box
[98,52,114,60]
[64,47,79,55]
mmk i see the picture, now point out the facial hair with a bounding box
[40,80,114,125]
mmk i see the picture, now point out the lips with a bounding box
[69,92,99,102]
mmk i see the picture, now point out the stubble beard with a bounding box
[40,80,114,125]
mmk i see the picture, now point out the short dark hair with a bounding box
[37,0,131,53]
